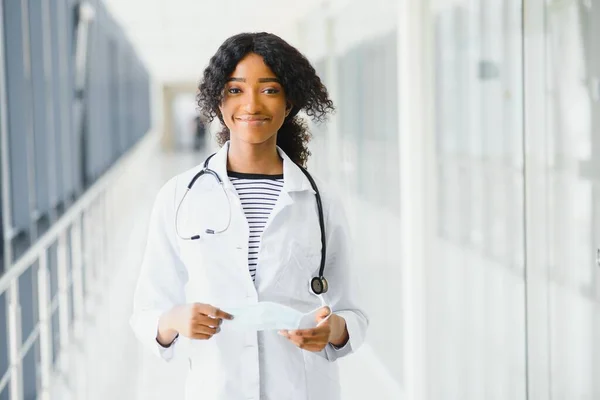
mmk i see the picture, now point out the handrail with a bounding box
[0,131,159,294]
[0,129,160,400]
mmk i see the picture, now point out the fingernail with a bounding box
[216,327,221,333]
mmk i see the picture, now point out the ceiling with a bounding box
[102,0,324,83]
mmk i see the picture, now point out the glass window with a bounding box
[21,336,41,400]
[332,24,402,384]
[61,0,76,203]
[28,0,51,236]
[543,1,600,397]
[49,0,65,212]
[3,0,35,259]
[428,0,526,398]
[19,262,39,345]
[49,243,58,301]
[51,306,60,366]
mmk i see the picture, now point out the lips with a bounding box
[236,117,269,122]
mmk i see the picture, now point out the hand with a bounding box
[278,306,349,352]
[157,303,233,346]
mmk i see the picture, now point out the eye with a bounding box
[263,88,280,94]
[228,87,241,94]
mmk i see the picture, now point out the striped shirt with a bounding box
[228,171,284,282]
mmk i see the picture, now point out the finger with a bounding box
[202,305,234,320]
[279,330,327,345]
[315,309,332,325]
[289,327,328,337]
[316,306,331,318]
[214,308,234,321]
[279,330,299,342]
[291,329,318,337]
[298,343,327,352]
[316,314,332,327]
[193,324,219,336]
[291,337,327,351]
[194,304,233,320]
[286,331,329,346]
[190,332,212,340]
[195,314,223,328]
[295,334,330,346]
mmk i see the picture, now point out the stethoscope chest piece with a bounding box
[311,276,329,295]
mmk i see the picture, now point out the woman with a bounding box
[130,32,368,400]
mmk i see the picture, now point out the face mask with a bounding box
[222,300,331,331]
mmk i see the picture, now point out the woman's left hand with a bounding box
[278,306,349,352]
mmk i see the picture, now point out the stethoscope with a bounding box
[174,153,329,295]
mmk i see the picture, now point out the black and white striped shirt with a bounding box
[228,171,284,282]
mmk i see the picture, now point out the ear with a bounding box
[285,102,293,117]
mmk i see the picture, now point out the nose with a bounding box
[242,90,261,114]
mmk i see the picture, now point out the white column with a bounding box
[41,0,58,220]
[523,0,551,398]
[0,0,14,269]
[397,0,432,398]
[324,13,341,182]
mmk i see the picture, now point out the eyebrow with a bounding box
[227,77,281,83]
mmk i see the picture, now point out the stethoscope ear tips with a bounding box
[190,229,215,240]
[311,277,329,295]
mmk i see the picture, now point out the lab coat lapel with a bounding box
[254,147,316,291]
[204,142,317,293]
[259,146,315,235]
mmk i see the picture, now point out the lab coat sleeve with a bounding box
[129,177,189,362]
[321,190,369,362]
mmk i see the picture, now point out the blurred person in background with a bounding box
[193,114,207,151]
[130,32,368,400]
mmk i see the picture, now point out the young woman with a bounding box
[130,32,368,400]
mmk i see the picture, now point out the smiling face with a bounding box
[219,53,291,146]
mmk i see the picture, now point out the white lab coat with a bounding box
[130,142,368,400]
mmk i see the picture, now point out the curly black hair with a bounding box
[196,32,334,166]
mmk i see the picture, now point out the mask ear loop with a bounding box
[315,291,333,328]
[318,293,327,307]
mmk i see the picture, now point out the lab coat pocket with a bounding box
[303,350,341,399]
[273,239,321,302]
[289,241,321,275]
[178,238,205,266]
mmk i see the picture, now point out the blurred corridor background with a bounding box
[0,0,599,399]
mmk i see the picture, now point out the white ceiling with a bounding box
[102,0,324,83]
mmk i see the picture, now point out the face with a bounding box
[219,53,291,145]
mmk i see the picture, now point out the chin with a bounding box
[235,129,277,145]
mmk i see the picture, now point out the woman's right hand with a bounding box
[157,303,234,346]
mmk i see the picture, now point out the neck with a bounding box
[227,137,283,175]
